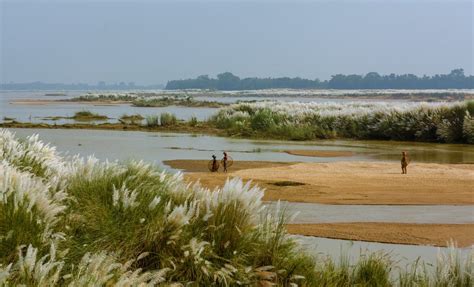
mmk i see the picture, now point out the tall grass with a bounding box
[145,115,159,127]
[0,129,472,286]
[211,101,474,143]
[160,112,177,126]
[146,113,178,127]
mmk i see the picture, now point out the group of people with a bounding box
[210,151,229,173]
[208,151,410,174]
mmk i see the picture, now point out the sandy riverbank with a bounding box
[164,160,474,205]
[286,223,474,247]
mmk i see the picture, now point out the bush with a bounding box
[189,115,198,127]
[160,113,177,126]
[145,115,159,127]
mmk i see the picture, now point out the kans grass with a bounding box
[211,101,474,143]
[0,129,472,286]
[3,101,473,144]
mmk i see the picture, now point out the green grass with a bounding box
[210,101,474,143]
[160,112,177,126]
[72,110,108,121]
[0,129,473,286]
[145,113,178,127]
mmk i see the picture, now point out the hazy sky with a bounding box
[1,0,472,85]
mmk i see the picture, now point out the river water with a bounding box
[0,90,426,124]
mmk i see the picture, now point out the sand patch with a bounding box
[286,223,474,247]
[163,159,294,173]
[166,160,474,205]
[285,150,354,157]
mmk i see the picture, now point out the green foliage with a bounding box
[72,110,108,121]
[189,116,198,127]
[250,109,276,131]
[160,113,177,126]
[145,115,159,127]
[166,69,474,90]
[211,101,474,143]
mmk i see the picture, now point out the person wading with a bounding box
[401,151,410,174]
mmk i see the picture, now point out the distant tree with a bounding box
[162,69,474,90]
[217,72,241,90]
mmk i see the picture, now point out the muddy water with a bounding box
[8,128,474,165]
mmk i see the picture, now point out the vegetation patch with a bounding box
[132,96,225,108]
[72,110,108,120]
[69,93,226,108]
[210,100,474,143]
[271,180,306,187]
[119,114,144,125]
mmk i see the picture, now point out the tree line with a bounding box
[166,69,473,90]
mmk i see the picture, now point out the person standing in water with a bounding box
[401,151,409,174]
[222,151,228,173]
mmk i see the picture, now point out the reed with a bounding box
[211,101,474,143]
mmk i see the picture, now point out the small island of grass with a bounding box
[71,110,108,121]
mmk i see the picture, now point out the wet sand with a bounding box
[164,159,294,172]
[165,160,474,205]
[286,223,474,247]
[285,150,354,157]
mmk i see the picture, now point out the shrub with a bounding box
[145,115,159,127]
[160,113,177,126]
[189,115,198,127]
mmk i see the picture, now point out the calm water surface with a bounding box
[1,90,411,124]
[9,128,474,166]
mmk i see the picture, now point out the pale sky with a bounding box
[1,0,472,85]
